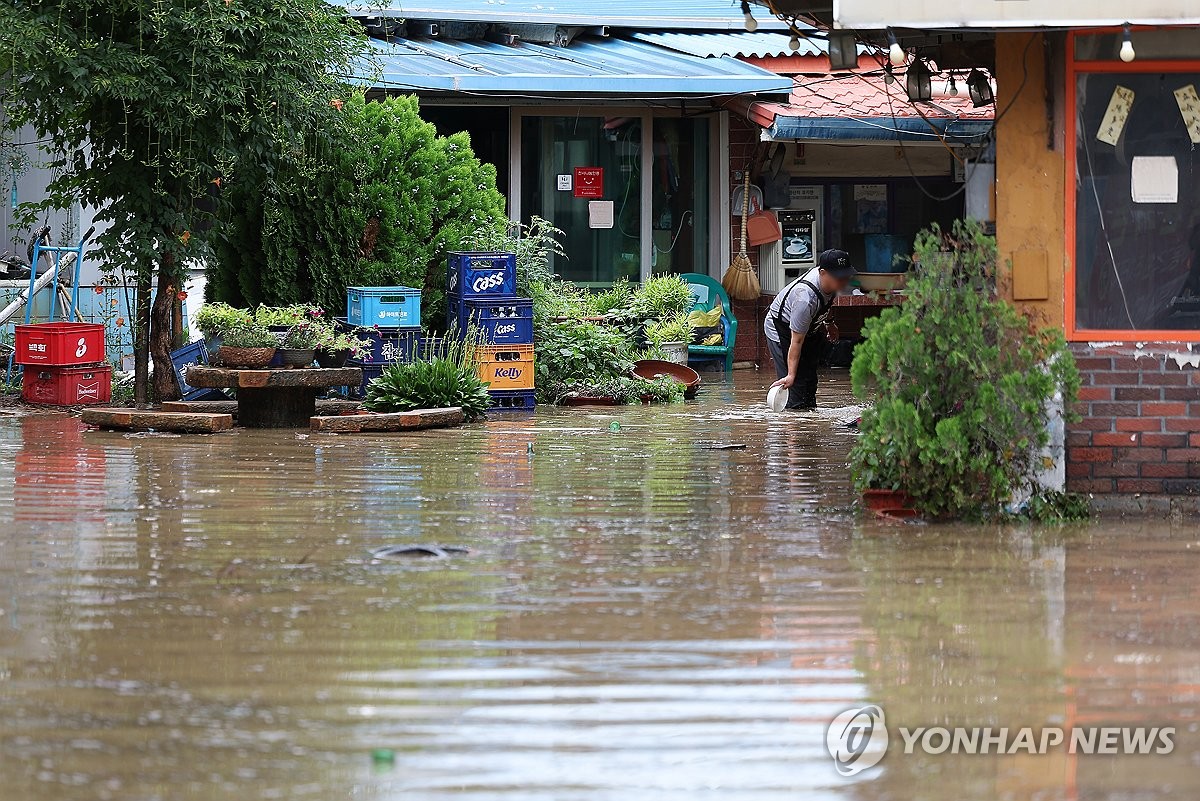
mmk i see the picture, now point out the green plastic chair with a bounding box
[680,272,737,373]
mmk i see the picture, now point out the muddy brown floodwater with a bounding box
[1,372,1198,801]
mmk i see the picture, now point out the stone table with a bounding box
[185,366,362,428]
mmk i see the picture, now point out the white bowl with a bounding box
[766,385,788,412]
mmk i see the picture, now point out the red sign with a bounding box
[573,167,604,198]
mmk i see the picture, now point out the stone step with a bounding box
[309,407,464,433]
[82,408,233,433]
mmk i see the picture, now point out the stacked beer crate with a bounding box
[446,252,535,409]
[342,285,422,397]
[14,322,111,405]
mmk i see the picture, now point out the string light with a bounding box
[741,1,758,32]
[1120,23,1135,62]
[887,28,905,67]
[948,74,958,96]
[788,34,801,52]
[883,64,895,84]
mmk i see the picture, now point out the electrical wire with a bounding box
[1078,112,1138,329]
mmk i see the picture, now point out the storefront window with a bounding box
[650,118,709,275]
[1073,71,1200,332]
[520,115,642,287]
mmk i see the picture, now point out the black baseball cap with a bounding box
[819,249,856,278]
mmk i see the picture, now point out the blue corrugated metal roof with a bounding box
[631,30,826,58]
[327,0,787,30]
[767,115,993,143]
[355,35,793,96]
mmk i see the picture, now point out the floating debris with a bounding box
[370,544,469,560]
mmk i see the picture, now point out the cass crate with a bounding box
[335,319,420,364]
[14,322,106,366]
[346,286,421,328]
[448,297,533,345]
[488,389,536,410]
[22,364,112,406]
[446,252,516,299]
[474,344,534,391]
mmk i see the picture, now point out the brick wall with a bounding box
[1067,343,1200,495]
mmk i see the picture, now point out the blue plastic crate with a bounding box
[446,252,516,299]
[347,286,421,328]
[488,389,536,411]
[345,359,385,399]
[335,319,420,364]
[447,296,533,345]
[171,340,226,401]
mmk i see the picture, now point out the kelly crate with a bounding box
[488,389,536,411]
[346,286,421,328]
[446,252,516,299]
[334,319,420,364]
[22,364,112,406]
[14,322,106,366]
[447,297,532,345]
[475,344,534,391]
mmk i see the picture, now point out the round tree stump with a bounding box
[236,387,321,428]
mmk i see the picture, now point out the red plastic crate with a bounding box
[21,364,112,406]
[14,322,106,366]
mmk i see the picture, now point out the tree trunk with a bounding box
[151,254,181,402]
[133,266,153,408]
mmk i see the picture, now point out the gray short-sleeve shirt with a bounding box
[763,267,832,343]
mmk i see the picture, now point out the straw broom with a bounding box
[723,168,761,301]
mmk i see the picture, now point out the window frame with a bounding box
[1065,27,1200,342]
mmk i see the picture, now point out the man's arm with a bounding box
[770,329,806,389]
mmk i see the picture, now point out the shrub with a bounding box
[362,358,490,421]
[849,219,1080,520]
[534,320,633,393]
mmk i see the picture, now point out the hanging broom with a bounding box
[723,168,761,301]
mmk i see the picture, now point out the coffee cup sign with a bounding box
[573,167,604,199]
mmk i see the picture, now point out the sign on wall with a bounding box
[834,0,1200,28]
[573,167,604,199]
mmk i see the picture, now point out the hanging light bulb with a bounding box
[789,34,801,52]
[883,64,895,85]
[1120,23,1135,62]
[948,74,958,96]
[887,28,905,67]
[741,1,758,32]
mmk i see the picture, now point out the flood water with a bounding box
[1,371,1198,801]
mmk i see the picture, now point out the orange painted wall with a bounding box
[994,32,1067,329]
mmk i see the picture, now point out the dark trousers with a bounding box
[767,329,827,409]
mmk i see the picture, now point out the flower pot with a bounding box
[316,349,350,368]
[661,341,689,365]
[862,488,915,513]
[278,348,315,368]
[217,346,276,369]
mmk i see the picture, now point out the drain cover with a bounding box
[370,544,470,560]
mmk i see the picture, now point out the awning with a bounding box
[768,115,993,143]
[735,74,995,143]
[356,35,793,97]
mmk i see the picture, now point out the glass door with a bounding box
[520,115,642,287]
[650,118,710,275]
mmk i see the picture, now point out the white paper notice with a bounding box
[1096,86,1134,146]
[1131,156,1178,204]
[588,200,614,229]
[1174,85,1200,144]
[556,174,573,191]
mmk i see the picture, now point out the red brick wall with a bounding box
[1067,343,1200,495]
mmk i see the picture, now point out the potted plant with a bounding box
[849,219,1080,520]
[278,322,323,368]
[644,314,693,365]
[193,302,250,352]
[216,322,278,368]
[315,327,370,368]
[362,343,491,421]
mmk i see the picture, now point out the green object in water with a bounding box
[372,748,396,765]
[609,421,621,432]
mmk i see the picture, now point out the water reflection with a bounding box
[0,373,1196,800]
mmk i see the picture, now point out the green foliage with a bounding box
[1022,490,1091,522]
[254,304,324,327]
[644,314,692,346]
[363,359,491,421]
[281,322,326,350]
[540,374,684,405]
[193,302,250,337]
[315,327,371,359]
[850,219,1080,520]
[221,323,278,349]
[211,95,508,328]
[633,274,694,321]
[535,320,633,394]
